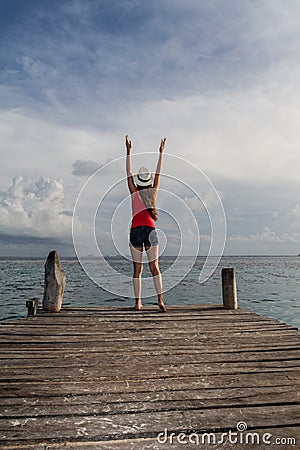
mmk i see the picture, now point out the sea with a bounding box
[0,256,299,329]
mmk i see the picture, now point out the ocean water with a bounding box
[0,256,299,329]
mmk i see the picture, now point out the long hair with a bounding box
[137,185,158,221]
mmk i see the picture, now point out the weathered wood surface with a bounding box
[222,267,238,309]
[42,250,66,312]
[0,305,299,449]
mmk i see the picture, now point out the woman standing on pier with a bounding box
[125,135,167,312]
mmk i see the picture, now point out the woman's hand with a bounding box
[125,135,132,154]
[159,137,167,153]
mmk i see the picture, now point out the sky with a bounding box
[0,0,299,257]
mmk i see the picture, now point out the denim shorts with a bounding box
[129,226,158,248]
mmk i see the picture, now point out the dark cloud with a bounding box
[0,233,71,246]
[60,210,73,217]
[72,160,100,176]
[0,232,74,258]
[3,0,298,119]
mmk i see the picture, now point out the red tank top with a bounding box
[131,191,155,229]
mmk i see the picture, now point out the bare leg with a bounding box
[146,245,167,312]
[130,246,143,310]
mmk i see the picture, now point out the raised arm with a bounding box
[125,135,136,194]
[153,137,166,190]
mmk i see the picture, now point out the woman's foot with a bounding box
[158,298,167,313]
[135,300,143,311]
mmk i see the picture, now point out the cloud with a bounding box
[17,55,57,79]
[3,0,300,118]
[60,210,73,217]
[182,188,220,212]
[226,226,300,255]
[292,204,300,217]
[0,233,67,246]
[183,195,204,212]
[0,109,118,190]
[250,227,286,243]
[228,227,300,244]
[0,176,72,240]
[118,78,300,187]
[72,160,101,176]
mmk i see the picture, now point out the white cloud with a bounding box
[0,176,72,239]
[250,227,285,243]
[229,227,300,244]
[292,204,300,217]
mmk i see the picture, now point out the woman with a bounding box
[125,135,167,312]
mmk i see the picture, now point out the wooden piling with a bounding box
[26,297,39,316]
[42,250,66,312]
[222,267,238,309]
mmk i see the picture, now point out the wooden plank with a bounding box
[1,320,295,332]
[0,386,298,418]
[0,324,297,337]
[0,371,299,398]
[0,382,297,406]
[1,427,299,449]
[1,315,293,327]
[1,341,299,358]
[0,428,298,449]
[0,404,299,443]
[1,348,299,369]
[1,305,284,320]
[0,359,299,383]
[1,325,298,341]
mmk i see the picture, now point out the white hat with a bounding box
[134,167,154,187]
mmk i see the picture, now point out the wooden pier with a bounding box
[0,305,299,449]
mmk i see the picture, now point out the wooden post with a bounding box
[26,298,39,316]
[43,250,66,312]
[222,268,238,309]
